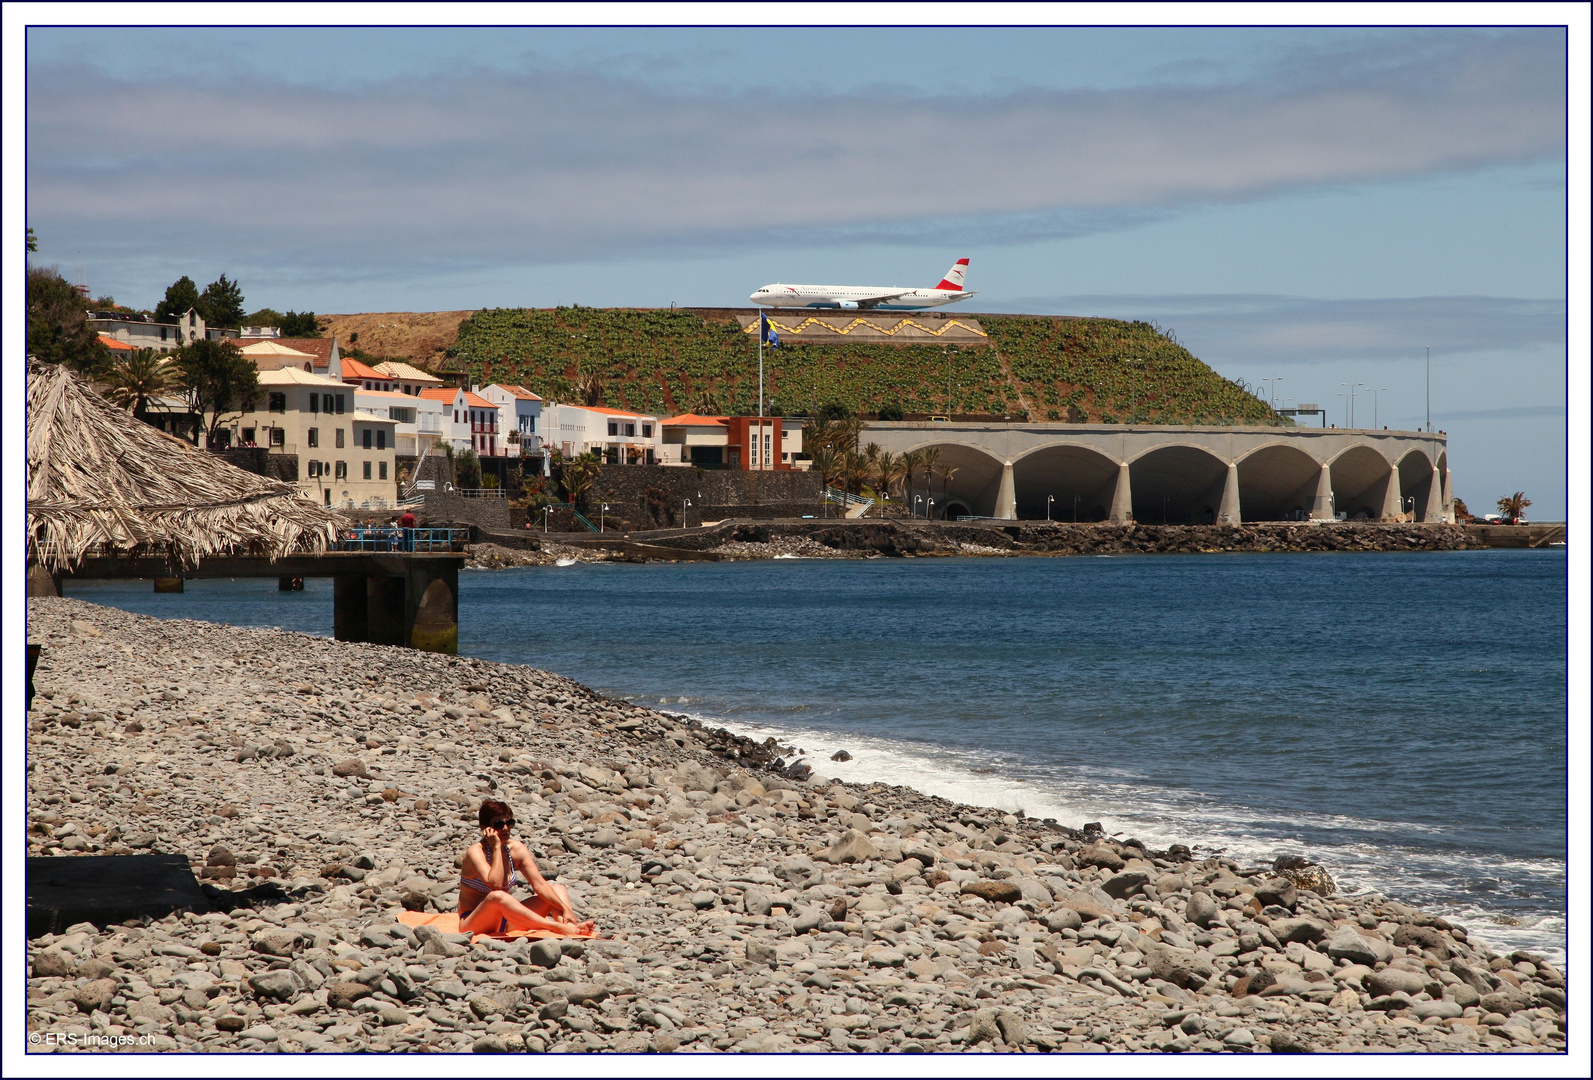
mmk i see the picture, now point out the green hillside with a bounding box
[447,307,1278,424]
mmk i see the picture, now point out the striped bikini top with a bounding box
[460,843,521,898]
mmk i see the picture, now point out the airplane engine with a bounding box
[839,301,860,309]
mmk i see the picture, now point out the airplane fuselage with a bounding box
[750,284,975,311]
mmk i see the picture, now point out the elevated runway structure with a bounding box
[865,421,1452,525]
[736,312,988,345]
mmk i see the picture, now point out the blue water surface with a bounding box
[62,548,1569,962]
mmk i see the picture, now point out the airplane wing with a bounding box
[854,292,912,309]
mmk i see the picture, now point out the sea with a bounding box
[60,548,1569,966]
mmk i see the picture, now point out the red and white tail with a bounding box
[934,258,969,291]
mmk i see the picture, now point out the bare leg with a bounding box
[460,890,581,935]
[524,882,594,932]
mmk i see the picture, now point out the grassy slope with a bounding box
[437,307,1277,423]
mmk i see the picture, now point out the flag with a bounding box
[760,312,780,348]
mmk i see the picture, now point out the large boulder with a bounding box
[960,880,1022,904]
[820,829,879,864]
[1391,924,1453,959]
[1279,864,1335,895]
[773,856,823,888]
[1325,925,1394,966]
[1076,844,1125,872]
[1252,878,1298,911]
[1146,944,1214,989]
[1366,967,1432,998]
[1185,891,1222,930]
[1101,870,1151,900]
[1269,917,1330,945]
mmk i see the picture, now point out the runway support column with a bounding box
[1380,465,1404,522]
[1109,462,1133,524]
[1310,464,1334,520]
[333,576,369,643]
[994,461,1017,520]
[1424,464,1445,523]
[1217,462,1241,525]
[1443,468,1455,523]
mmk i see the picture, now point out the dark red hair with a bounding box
[479,799,512,828]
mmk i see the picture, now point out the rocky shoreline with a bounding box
[465,520,1487,567]
[25,597,1566,1055]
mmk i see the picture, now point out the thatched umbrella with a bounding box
[27,361,342,573]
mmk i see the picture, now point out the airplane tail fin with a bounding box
[934,258,969,291]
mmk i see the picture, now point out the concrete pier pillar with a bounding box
[366,577,407,646]
[1310,463,1334,520]
[27,563,62,597]
[1443,468,1455,523]
[1218,462,1241,525]
[1109,462,1133,524]
[1380,464,1405,522]
[406,562,459,654]
[154,577,184,593]
[333,576,369,643]
[994,461,1017,520]
[1424,464,1445,523]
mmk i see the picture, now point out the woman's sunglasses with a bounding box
[489,819,515,830]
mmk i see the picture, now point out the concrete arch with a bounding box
[1128,445,1229,524]
[903,442,1005,519]
[1329,445,1398,521]
[1396,448,1438,521]
[1010,444,1122,522]
[1235,443,1322,522]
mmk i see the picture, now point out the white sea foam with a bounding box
[682,709,1567,967]
[554,557,579,567]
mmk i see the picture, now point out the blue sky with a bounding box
[17,19,1581,518]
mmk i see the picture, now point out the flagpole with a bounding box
[758,311,765,470]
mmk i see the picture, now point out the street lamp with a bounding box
[1404,496,1415,521]
[927,498,936,521]
[1369,388,1388,429]
[1261,377,1283,409]
[1340,382,1364,428]
[682,497,691,526]
[914,494,923,517]
[1047,495,1054,521]
[1425,345,1431,432]
[601,503,608,532]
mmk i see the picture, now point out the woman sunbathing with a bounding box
[458,798,595,936]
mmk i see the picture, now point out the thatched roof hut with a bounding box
[27,361,342,573]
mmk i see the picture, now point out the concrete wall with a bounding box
[419,491,510,530]
[586,465,822,528]
[210,447,298,482]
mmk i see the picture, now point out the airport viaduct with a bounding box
[862,422,1452,525]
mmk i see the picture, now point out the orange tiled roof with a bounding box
[417,387,461,403]
[492,384,542,401]
[462,391,496,409]
[97,334,134,351]
[340,356,386,380]
[662,413,727,426]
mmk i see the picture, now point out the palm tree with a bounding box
[807,443,845,490]
[876,450,904,501]
[559,451,603,507]
[101,348,180,419]
[1496,492,1531,524]
[578,372,604,407]
[899,448,925,507]
[937,463,959,517]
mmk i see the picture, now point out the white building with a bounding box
[544,403,661,464]
[477,384,543,458]
[355,387,446,457]
[419,387,500,455]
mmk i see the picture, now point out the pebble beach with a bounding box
[24,596,1568,1055]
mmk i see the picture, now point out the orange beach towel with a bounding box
[396,909,603,944]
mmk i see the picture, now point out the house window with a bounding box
[363,461,372,480]
[362,428,372,450]
[624,423,636,437]
[307,460,321,477]
[270,428,284,447]
[307,427,319,448]
[608,421,618,436]
[454,409,459,422]
[309,393,319,414]
[642,423,652,438]
[336,428,345,449]
[335,461,347,480]
[242,427,255,444]
[379,461,388,480]
[268,393,287,413]
[377,429,386,450]
[336,394,346,414]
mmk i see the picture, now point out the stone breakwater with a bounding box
[466,521,1486,567]
[25,597,1565,1055]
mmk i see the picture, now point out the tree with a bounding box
[155,276,203,324]
[558,451,603,507]
[876,401,905,422]
[280,310,320,337]
[27,266,107,375]
[1452,497,1472,523]
[876,450,904,500]
[200,274,246,329]
[454,448,482,489]
[579,372,604,407]
[1496,492,1531,525]
[101,348,182,418]
[244,307,285,327]
[174,338,259,447]
[27,226,38,252]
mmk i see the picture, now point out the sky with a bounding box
[12,13,1586,520]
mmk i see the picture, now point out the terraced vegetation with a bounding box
[443,307,1279,423]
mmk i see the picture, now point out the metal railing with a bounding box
[332,526,470,553]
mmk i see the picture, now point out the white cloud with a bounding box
[25,30,1564,272]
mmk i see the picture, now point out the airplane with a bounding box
[750,258,975,310]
